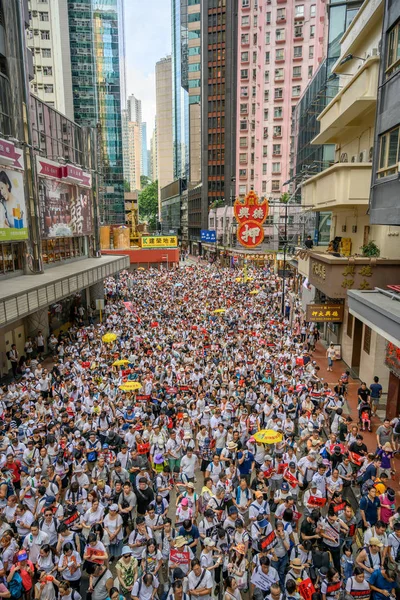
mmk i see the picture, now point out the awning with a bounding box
[348,288,400,347]
[0,254,129,328]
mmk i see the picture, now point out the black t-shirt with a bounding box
[136,486,154,514]
[349,441,368,455]
[358,387,370,402]
[300,519,317,544]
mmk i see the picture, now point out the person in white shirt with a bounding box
[132,572,159,600]
[180,449,198,482]
[187,560,213,600]
[22,521,49,564]
[251,556,279,600]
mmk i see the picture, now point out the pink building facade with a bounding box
[235,0,327,200]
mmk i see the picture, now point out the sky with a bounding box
[123,0,171,146]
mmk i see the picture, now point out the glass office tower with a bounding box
[68,0,125,224]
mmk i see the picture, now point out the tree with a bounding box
[140,175,151,189]
[280,192,290,204]
[138,179,158,230]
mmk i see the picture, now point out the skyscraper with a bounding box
[141,122,149,178]
[127,94,142,124]
[68,0,125,224]
[200,0,238,229]
[27,0,74,119]
[235,0,326,201]
[171,0,190,180]
[155,56,174,205]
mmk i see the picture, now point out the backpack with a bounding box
[87,441,98,463]
[8,572,23,599]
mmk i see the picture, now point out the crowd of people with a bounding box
[0,264,398,600]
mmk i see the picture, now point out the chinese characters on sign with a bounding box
[311,261,326,280]
[141,236,177,248]
[234,191,269,248]
[385,342,400,379]
[305,304,344,323]
[200,230,217,243]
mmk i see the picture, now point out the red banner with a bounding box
[277,462,288,475]
[298,578,316,600]
[169,549,190,566]
[308,496,326,507]
[284,470,300,488]
[349,451,363,466]
[260,530,277,550]
[333,501,347,514]
[135,395,151,401]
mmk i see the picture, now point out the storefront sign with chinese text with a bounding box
[234,191,268,248]
[385,342,400,378]
[311,261,326,280]
[306,304,344,323]
[141,236,177,248]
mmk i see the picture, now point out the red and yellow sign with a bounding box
[234,191,269,248]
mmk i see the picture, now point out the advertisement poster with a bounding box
[0,167,28,241]
[39,178,92,238]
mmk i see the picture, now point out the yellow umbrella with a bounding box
[213,308,226,314]
[235,277,242,282]
[253,429,283,444]
[113,359,129,367]
[245,277,254,282]
[250,290,259,295]
[119,381,143,392]
[102,333,117,344]
[137,267,145,271]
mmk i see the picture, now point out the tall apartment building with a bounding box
[127,94,142,124]
[155,57,174,206]
[200,0,238,230]
[127,122,142,191]
[122,95,143,191]
[150,122,158,185]
[181,0,202,184]
[235,0,326,200]
[67,0,125,225]
[172,0,190,180]
[27,0,74,119]
[141,122,149,178]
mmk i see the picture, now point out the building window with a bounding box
[293,66,301,78]
[387,21,400,76]
[242,0,250,6]
[240,103,248,114]
[294,46,302,58]
[263,127,268,139]
[272,180,280,192]
[265,71,269,83]
[378,126,400,177]
[44,84,54,93]
[363,325,371,355]
[262,163,267,175]
[262,181,267,192]
[0,243,24,274]
[310,4,316,17]
[41,30,50,40]
[273,143,281,155]
[240,137,248,147]
[310,24,315,37]
[240,86,248,97]
[275,68,284,80]
[239,169,247,177]
[274,107,283,118]
[295,5,304,17]
[308,65,313,78]
[239,185,246,195]
[42,48,51,57]
[292,85,301,97]
[309,46,314,58]
[264,109,269,120]
[263,145,268,157]
[274,88,283,99]
[294,25,303,38]
[241,15,249,26]
[272,162,281,173]
[276,49,284,61]
[273,125,282,137]
[347,312,353,338]
[277,8,285,20]
[264,90,269,102]
[266,12,271,24]
[39,11,49,20]
[276,29,285,41]
[43,66,52,76]
[265,32,270,44]
[241,34,249,45]
[239,153,247,164]
[240,121,248,130]
[265,51,270,64]
[241,69,249,79]
[241,51,249,62]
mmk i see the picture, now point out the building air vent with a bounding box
[340,153,348,162]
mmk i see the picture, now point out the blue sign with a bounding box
[200,230,217,242]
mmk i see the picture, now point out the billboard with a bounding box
[141,236,177,248]
[200,230,217,242]
[38,178,93,239]
[0,167,28,241]
[306,304,344,323]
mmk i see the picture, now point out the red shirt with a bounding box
[7,460,21,483]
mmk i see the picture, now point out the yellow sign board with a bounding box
[141,236,177,248]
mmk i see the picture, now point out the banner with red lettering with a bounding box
[298,578,316,600]
[308,496,326,507]
[169,549,190,566]
[349,452,363,466]
[277,462,288,475]
[260,530,277,550]
[284,470,300,488]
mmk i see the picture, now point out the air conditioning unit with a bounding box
[351,155,357,163]
[340,153,348,163]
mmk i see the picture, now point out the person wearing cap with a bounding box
[251,513,273,553]
[199,509,218,542]
[169,536,192,576]
[356,537,384,581]
[200,537,222,584]
[249,491,270,523]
